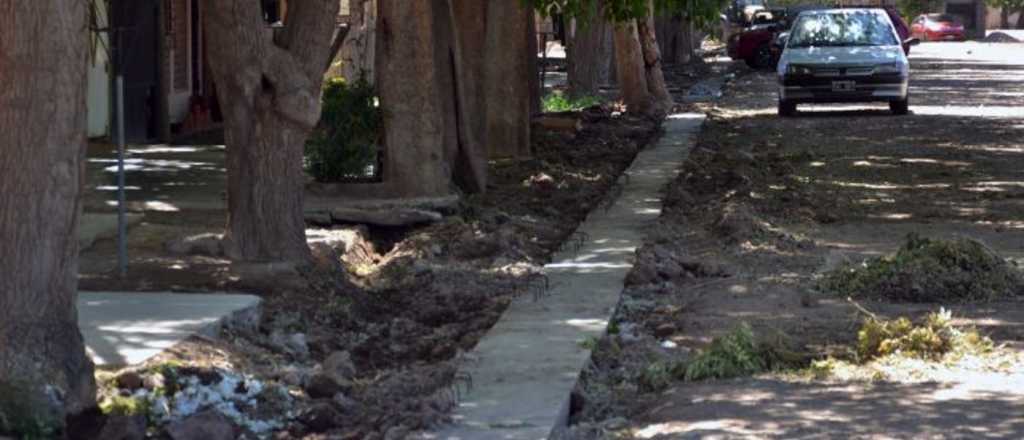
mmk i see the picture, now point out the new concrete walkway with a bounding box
[79,291,260,367]
[428,113,705,440]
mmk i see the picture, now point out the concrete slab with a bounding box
[78,291,260,367]
[427,114,705,440]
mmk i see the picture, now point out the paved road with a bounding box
[616,42,1024,439]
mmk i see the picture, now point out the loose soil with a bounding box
[568,45,1024,439]
[80,97,672,437]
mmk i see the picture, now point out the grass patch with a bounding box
[820,234,1022,302]
[100,395,151,417]
[542,91,601,113]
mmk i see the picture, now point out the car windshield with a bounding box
[926,13,960,23]
[788,10,899,48]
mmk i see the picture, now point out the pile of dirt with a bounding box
[85,106,661,439]
[982,31,1021,43]
[820,234,1023,303]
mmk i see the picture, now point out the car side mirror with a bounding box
[776,32,789,46]
[903,37,920,47]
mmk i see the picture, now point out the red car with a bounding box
[728,22,781,68]
[910,13,966,41]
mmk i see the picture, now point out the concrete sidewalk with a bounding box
[79,291,260,366]
[428,113,705,440]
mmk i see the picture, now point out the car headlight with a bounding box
[874,63,903,74]
[786,65,812,75]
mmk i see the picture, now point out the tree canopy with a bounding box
[526,0,726,29]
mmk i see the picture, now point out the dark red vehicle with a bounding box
[727,22,781,68]
[910,13,966,41]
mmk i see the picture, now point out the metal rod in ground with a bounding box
[116,74,127,278]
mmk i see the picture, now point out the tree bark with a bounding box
[336,0,377,82]
[205,0,340,263]
[482,0,532,158]
[0,0,96,432]
[376,0,454,197]
[448,0,489,191]
[637,1,674,112]
[1000,7,1010,28]
[613,20,655,115]
[567,1,614,97]
[527,11,542,115]
[1017,8,1024,29]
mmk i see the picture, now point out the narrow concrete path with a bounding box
[428,114,705,440]
[79,291,260,367]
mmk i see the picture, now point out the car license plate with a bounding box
[832,81,856,92]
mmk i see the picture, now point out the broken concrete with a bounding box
[78,291,260,366]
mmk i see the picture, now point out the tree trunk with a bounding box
[483,0,532,158]
[376,0,454,197]
[568,0,614,97]
[613,20,655,114]
[1017,8,1024,29]
[0,0,96,433]
[527,11,542,115]
[637,1,674,112]
[448,0,489,191]
[205,0,340,263]
[336,0,377,82]
[1000,7,1009,29]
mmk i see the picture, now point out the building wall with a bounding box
[944,0,988,38]
[87,0,111,138]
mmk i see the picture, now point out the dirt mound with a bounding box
[982,31,1021,43]
[821,234,1023,303]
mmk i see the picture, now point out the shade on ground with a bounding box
[79,291,260,366]
[428,114,706,439]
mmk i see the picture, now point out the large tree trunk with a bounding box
[637,1,674,112]
[0,0,96,432]
[527,11,542,115]
[448,0,489,191]
[567,1,615,97]
[656,14,694,65]
[482,0,532,158]
[335,0,377,82]
[376,0,454,197]
[613,20,655,115]
[1017,9,1024,29]
[1000,7,1010,29]
[205,0,339,263]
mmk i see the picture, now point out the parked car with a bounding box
[728,21,784,68]
[910,13,967,41]
[776,8,919,116]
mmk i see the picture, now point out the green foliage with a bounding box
[638,360,686,391]
[684,323,767,381]
[820,234,1022,303]
[896,0,941,23]
[100,395,151,417]
[305,77,382,183]
[542,91,602,112]
[525,0,725,30]
[0,381,62,439]
[857,309,993,361]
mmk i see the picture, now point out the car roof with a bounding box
[797,8,886,16]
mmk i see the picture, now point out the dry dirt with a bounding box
[568,44,1024,439]
[79,100,665,438]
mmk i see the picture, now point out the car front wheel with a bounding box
[890,97,909,115]
[778,99,797,117]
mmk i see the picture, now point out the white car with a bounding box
[776,8,918,116]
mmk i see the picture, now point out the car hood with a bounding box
[781,45,905,66]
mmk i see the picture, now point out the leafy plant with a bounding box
[100,395,151,417]
[305,76,382,183]
[857,308,993,361]
[543,91,602,113]
[684,323,766,381]
[820,234,1022,303]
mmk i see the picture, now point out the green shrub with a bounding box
[684,323,765,381]
[857,308,993,361]
[100,395,151,417]
[542,91,601,113]
[820,234,1022,303]
[305,77,381,182]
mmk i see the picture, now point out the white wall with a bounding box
[87,0,111,138]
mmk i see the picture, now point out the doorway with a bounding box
[110,0,159,143]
